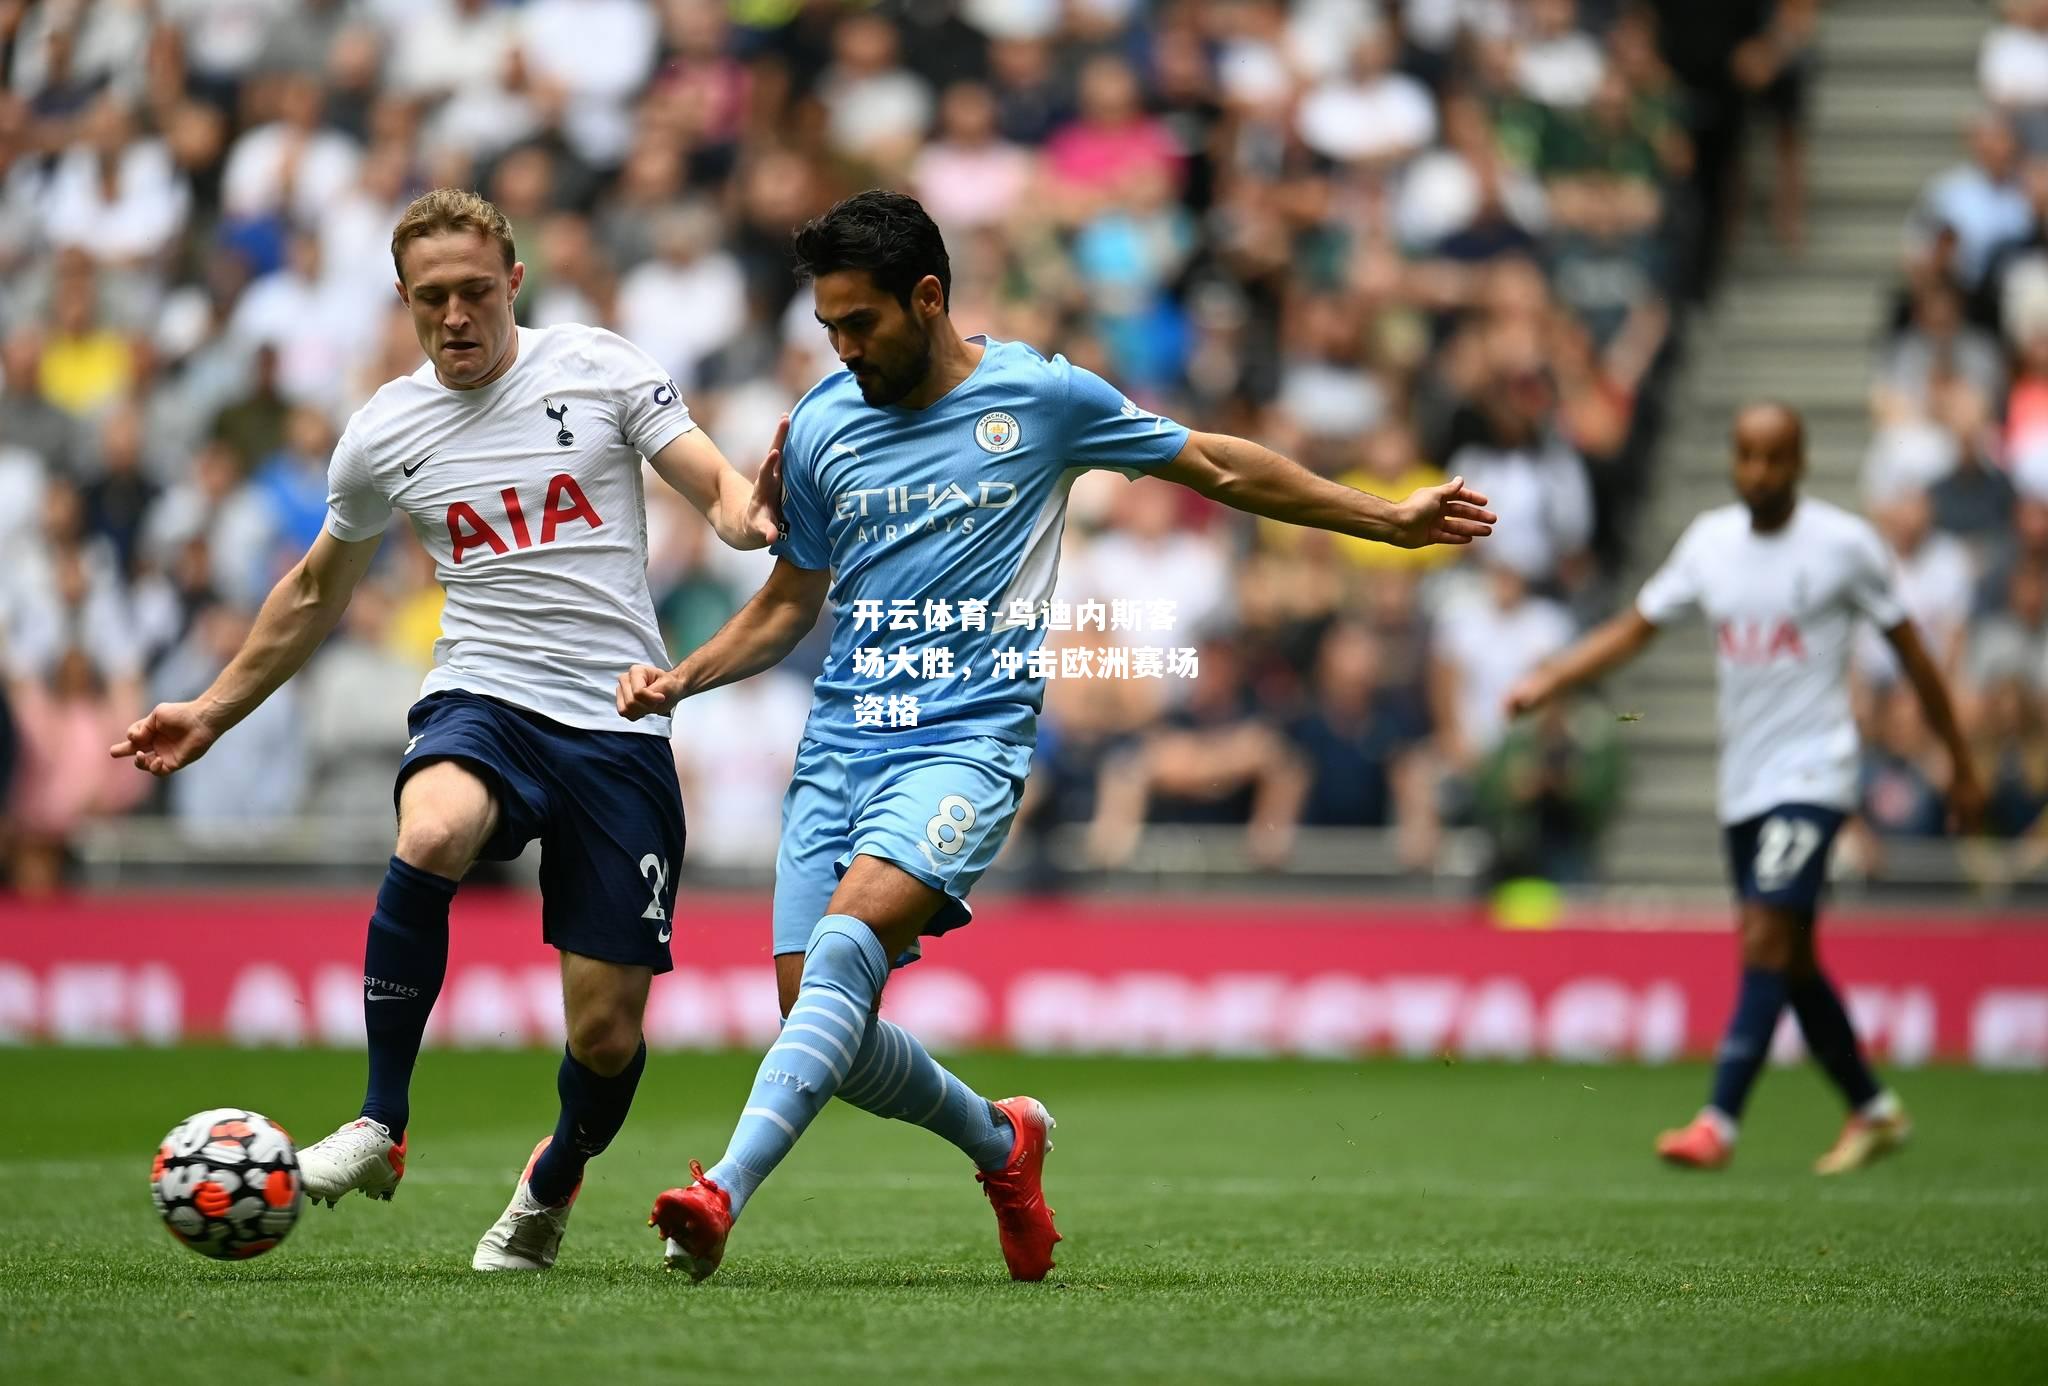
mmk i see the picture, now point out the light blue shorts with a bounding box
[771,734,1033,957]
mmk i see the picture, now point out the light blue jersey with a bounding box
[766,336,1189,953]
[772,336,1191,749]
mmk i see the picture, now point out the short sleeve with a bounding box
[1634,522,1701,627]
[595,328,696,459]
[768,406,830,571]
[324,427,390,542]
[1844,520,1909,630]
[1061,359,1191,480]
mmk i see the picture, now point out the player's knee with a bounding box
[1741,938,1790,971]
[1739,914,1797,971]
[396,762,494,876]
[394,814,480,878]
[567,1012,641,1076]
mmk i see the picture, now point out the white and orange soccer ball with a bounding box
[150,1109,304,1260]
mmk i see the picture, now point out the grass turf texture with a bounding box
[1,1049,2042,1385]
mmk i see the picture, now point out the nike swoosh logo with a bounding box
[656,924,672,944]
[402,452,436,477]
[364,993,405,1003]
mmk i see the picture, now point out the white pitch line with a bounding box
[29,1160,2041,1209]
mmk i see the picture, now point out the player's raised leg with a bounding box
[765,742,1022,1180]
[474,701,682,1269]
[672,737,1057,1281]
[473,953,652,1269]
[300,760,495,1206]
[650,857,924,1281]
[654,852,1059,1283]
[1783,911,1910,1174]
[766,948,1058,1281]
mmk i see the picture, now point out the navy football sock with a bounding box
[1708,968,1788,1122]
[1789,972,1882,1111]
[529,1040,647,1205]
[359,856,457,1137]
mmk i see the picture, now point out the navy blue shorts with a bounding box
[396,690,684,973]
[1723,803,1847,911]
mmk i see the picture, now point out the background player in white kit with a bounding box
[109,190,783,1268]
[1506,402,1983,1173]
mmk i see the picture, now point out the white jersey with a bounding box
[326,323,695,736]
[1635,499,1908,825]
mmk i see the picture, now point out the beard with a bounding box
[853,332,934,406]
[1740,486,1797,527]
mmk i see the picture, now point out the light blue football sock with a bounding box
[705,915,890,1219]
[834,1019,1015,1172]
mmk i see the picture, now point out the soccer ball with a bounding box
[150,1108,304,1260]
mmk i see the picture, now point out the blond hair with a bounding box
[389,188,516,282]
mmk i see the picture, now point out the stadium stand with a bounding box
[0,0,2033,903]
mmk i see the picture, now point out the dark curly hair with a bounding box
[790,189,951,312]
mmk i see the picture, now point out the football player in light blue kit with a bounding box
[616,191,1496,1283]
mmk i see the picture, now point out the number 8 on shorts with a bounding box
[926,794,976,857]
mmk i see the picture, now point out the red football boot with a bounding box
[649,1161,733,1282]
[1655,1112,1735,1170]
[976,1097,1061,1281]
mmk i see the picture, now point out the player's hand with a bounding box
[1502,671,1555,720]
[1391,476,1495,549]
[617,663,684,720]
[110,701,219,776]
[736,414,789,550]
[1947,763,1988,836]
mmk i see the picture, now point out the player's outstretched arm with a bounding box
[111,530,381,775]
[1884,619,1986,831]
[617,556,829,720]
[1152,431,1496,549]
[1503,608,1659,719]
[646,417,786,551]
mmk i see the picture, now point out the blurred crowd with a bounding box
[0,0,1815,893]
[1844,0,2048,877]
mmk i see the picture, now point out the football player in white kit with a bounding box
[1506,402,1982,1173]
[111,190,784,1267]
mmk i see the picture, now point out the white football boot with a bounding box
[297,1118,405,1207]
[472,1138,579,1272]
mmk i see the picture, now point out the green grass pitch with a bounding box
[2,1047,2043,1385]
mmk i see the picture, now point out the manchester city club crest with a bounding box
[974,410,1020,454]
[544,396,573,448]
